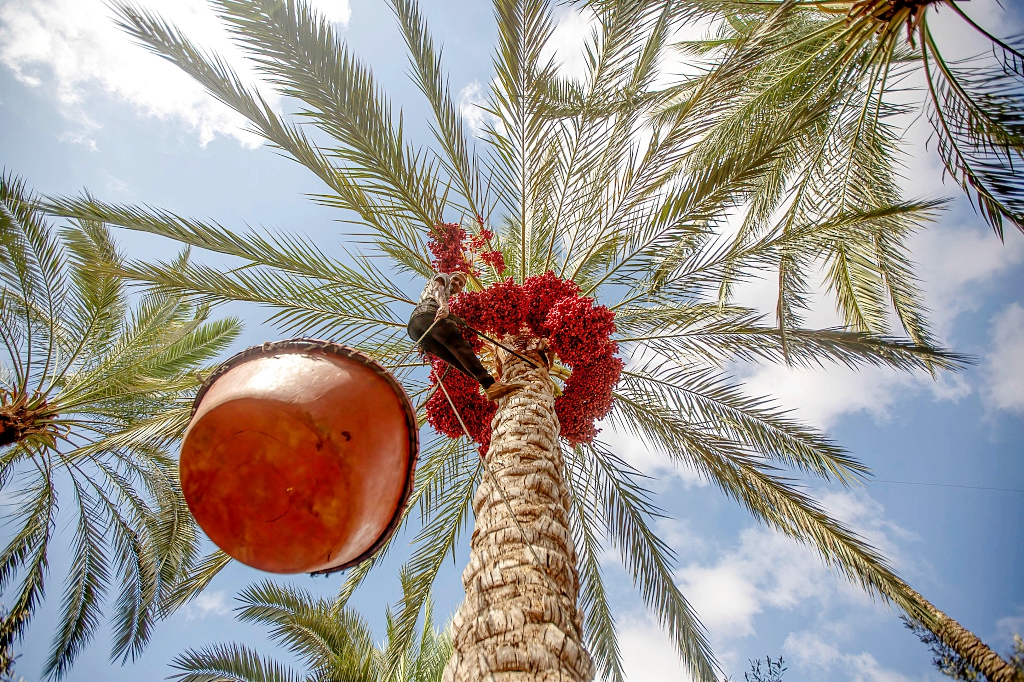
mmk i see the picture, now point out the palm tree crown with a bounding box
[655,0,1024,247]
[0,172,241,679]
[170,577,452,682]
[45,0,1010,679]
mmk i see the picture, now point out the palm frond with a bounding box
[385,441,479,678]
[0,469,55,651]
[573,442,720,682]
[564,445,623,682]
[29,2,998,678]
[661,5,940,347]
[609,384,932,623]
[161,551,233,617]
[0,173,243,677]
[169,642,303,682]
[45,487,110,679]
[212,0,447,227]
[614,303,969,372]
[389,0,487,220]
[107,1,434,276]
[489,0,562,279]
[236,581,374,669]
[920,17,1024,238]
[622,364,869,485]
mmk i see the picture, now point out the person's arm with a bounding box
[431,276,450,320]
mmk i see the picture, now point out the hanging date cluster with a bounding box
[424,271,623,449]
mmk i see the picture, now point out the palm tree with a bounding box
[647,0,1023,239]
[48,0,996,679]
[0,172,241,679]
[169,576,452,682]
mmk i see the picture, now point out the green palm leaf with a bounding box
[171,579,452,682]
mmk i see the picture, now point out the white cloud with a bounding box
[678,557,766,637]
[58,124,101,153]
[620,615,697,682]
[675,490,915,647]
[676,526,840,639]
[103,173,130,194]
[815,489,928,583]
[307,0,351,26]
[458,80,496,138]
[995,606,1024,646]
[783,630,918,682]
[923,0,1022,63]
[184,590,230,621]
[615,492,918,681]
[733,355,975,431]
[601,421,706,488]
[727,216,1024,431]
[983,303,1024,414]
[726,216,1024,431]
[0,0,349,149]
[457,8,596,139]
[0,0,257,148]
[716,0,1024,432]
[654,517,707,556]
[726,244,959,432]
[541,6,596,82]
[736,362,911,431]
[910,226,1024,340]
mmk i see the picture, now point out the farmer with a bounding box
[407,271,522,401]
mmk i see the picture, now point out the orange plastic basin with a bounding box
[180,340,417,574]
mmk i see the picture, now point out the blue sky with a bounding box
[1,0,1022,680]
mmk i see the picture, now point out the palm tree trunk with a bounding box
[903,584,1023,682]
[442,338,595,682]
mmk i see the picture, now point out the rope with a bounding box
[399,313,544,410]
[413,365,448,412]
[433,366,567,601]
[399,307,543,374]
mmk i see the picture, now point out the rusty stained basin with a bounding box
[180,340,417,574]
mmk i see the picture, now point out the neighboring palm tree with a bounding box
[170,576,452,682]
[647,0,1023,239]
[0,172,241,679]
[49,0,994,680]
[637,0,1022,355]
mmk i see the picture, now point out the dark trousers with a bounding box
[408,312,495,388]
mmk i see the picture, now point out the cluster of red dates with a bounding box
[424,224,623,451]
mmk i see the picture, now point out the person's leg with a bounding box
[422,335,473,380]
[407,312,435,342]
[409,313,465,375]
[424,319,495,388]
[409,314,523,400]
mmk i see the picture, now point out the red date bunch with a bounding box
[427,221,469,274]
[425,271,623,448]
[424,355,497,455]
[427,220,507,275]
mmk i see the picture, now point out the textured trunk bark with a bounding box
[904,584,1023,682]
[442,338,595,682]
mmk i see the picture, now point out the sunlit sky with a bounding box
[1,0,1022,680]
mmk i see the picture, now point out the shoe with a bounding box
[484,381,525,401]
